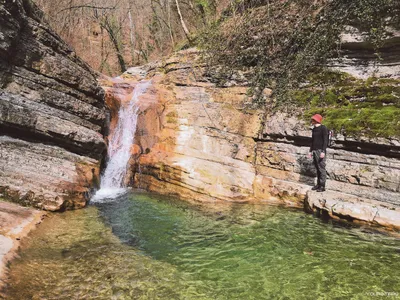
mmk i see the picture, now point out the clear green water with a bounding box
[5,191,400,299]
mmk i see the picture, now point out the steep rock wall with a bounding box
[0,0,106,210]
[104,48,400,229]
[332,25,400,78]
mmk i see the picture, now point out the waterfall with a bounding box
[92,80,151,201]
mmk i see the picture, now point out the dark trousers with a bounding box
[312,149,327,187]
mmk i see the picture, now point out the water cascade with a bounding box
[92,80,151,201]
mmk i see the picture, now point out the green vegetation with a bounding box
[166,111,179,124]
[199,0,400,138]
[293,74,400,138]
[200,0,400,104]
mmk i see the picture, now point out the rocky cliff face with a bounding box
[332,25,400,79]
[104,48,400,229]
[0,0,106,210]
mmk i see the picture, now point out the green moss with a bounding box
[325,90,338,105]
[291,90,315,105]
[310,95,320,107]
[377,78,400,85]
[365,76,378,86]
[306,71,359,87]
[166,111,179,124]
[166,111,178,118]
[166,117,178,124]
[305,105,400,138]
[297,75,400,138]
[331,106,399,137]
[367,93,399,105]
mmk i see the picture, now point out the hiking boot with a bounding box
[316,187,325,192]
[311,185,320,191]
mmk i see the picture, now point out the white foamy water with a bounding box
[92,80,151,202]
[91,188,128,203]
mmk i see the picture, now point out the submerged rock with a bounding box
[305,190,400,229]
[0,0,106,210]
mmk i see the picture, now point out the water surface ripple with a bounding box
[5,191,400,299]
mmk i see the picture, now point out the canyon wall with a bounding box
[1,0,398,229]
[0,0,106,210]
[105,47,400,229]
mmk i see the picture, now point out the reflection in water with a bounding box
[5,191,400,299]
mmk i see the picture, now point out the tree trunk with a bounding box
[168,0,175,46]
[128,10,136,65]
[175,0,191,42]
[101,20,127,73]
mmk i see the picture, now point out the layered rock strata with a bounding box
[332,25,400,79]
[103,48,400,229]
[260,114,400,229]
[0,0,106,210]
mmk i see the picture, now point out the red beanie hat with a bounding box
[311,114,323,123]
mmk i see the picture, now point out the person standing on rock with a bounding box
[308,114,328,192]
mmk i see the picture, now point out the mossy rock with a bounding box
[294,72,400,139]
[306,106,400,138]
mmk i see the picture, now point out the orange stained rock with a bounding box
[130,144,142,157]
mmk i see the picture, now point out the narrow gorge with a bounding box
[1,0,400,298]
[0,0,399,228]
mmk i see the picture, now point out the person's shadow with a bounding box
[297,155,316,186]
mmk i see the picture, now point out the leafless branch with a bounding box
[58,5,116,13]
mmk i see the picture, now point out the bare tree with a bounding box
[175,0,191,42]
[33,0,226,75]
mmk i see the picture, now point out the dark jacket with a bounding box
[310,125,328,153]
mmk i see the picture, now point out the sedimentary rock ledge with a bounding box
[0,201,46,295]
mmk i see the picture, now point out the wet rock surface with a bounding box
[0,0,106,209]
[305,190,400,229]
[0,136,100,211]
[0,200,45,294]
